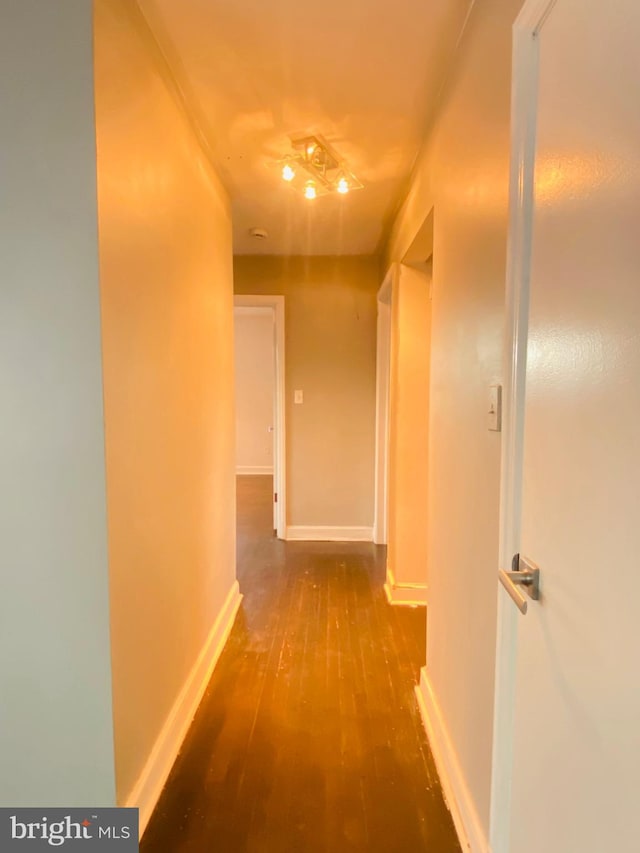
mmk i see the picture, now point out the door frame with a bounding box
[489,2,556,851]
[234,294,286,540]
[373,266,394,545]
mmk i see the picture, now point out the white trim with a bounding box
[127,581,243,838]
[233,306,273,317]
[236,466,274,475]
[415,668,489,853]
[234,295,286,539]
[384,566,427,607]
[285,526,373,542]
[373,265,396,545]
[377,267,393,306]
[490,3,555,852]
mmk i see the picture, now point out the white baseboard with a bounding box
[384,566,427,607]
[236,466,273,475]
[126,580,243,838]
[415,667,489,853]
[286,525,373,542]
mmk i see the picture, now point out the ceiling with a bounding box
[137,0,470,255]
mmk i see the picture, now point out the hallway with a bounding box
[141,476,460,852]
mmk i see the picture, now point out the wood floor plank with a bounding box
[141,476,461,852]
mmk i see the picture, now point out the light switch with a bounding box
[488,384,502,431]
[294,390,304,405]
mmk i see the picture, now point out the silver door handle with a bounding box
[498,554,540,615]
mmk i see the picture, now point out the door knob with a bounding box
[498,554,540,614]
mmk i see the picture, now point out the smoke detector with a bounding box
[249,227,268,240]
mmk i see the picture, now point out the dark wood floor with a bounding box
[142,476,460,852]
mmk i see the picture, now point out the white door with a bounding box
[492,1,640,852]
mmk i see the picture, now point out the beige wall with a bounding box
[387,264,432,589]
[386,0,523,839]
[234,311,275,473]
[94,0,236,804]
[0,1,116,806]
[234,256,380,529]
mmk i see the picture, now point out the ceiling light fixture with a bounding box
[277,135,363,200]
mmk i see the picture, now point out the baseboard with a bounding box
[126,580,243,838]
[384,566,427,607]
[236,466,273,475]
[286,525,373,542]
[415,667,489,853]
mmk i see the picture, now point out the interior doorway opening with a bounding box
[377,209,434,608]
[373,269,393,546]
[233,295,286,539]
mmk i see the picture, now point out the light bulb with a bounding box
[282,163,295,182]
[304,181,317,200]
[306,143,316,157]
[337,177,349,194]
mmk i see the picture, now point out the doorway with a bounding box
[233,295,286,539]
[373,269,392,546]
[377,209,434,606]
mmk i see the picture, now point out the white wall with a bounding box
[94,0,237,807]
[234,311,275,474]
[234,256,380,530]
[0,1,116,806]
[386,0,523,842]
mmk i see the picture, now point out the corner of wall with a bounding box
[128,583,242,837]
[415,669,489,853]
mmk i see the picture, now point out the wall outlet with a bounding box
[294,390,304,405]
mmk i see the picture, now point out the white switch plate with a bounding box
[294,390,304,405]
[488,384,502,431]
